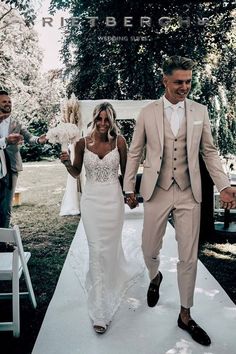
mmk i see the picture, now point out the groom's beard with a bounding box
[0,106,11,113]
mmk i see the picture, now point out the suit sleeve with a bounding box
[20,125,38,144]
[123,109,146,192]
[200,107,230,191]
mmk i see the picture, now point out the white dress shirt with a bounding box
[0,149,7,178]
[0,116,10,149]
[163,96,185,136]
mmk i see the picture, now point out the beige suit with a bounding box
[124,97,230,308]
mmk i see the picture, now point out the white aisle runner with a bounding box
[32,205,236,354]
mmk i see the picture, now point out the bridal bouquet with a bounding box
[46,122,81,151]
[46,93,82,151]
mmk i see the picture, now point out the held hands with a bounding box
[125,192,139,209]
[220,187,236,209]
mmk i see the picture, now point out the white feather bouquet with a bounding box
[46,122,81,151]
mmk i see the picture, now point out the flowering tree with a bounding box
[0,2,65,122]
[0,3,66,159]
[0,0,40,25]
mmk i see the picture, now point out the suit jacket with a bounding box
[6,117,38,172]
[124,97,230,202]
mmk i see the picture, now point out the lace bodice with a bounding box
[83,144,120,183]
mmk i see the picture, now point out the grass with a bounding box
[0,160,235,354]
[0,160,80,354]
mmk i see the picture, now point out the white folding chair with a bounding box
[0,225,37,337]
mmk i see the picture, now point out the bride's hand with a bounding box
[60,152,71,165]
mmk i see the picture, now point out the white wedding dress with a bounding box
[77,138,141,328]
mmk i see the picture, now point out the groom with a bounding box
[124,56,236,346]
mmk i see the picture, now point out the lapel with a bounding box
[153,97,164,151]
[186,98,194,156]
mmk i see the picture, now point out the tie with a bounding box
[0,150,7,178]
[170,105,180,136]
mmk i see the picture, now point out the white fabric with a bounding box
[163,96,185,136]
[78,145,143,327]
[59,173,81,216]
[0,116,10,149]
[0,150,7,178]
[0,116,10,137]
[60,143,82,216]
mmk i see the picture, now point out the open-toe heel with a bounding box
[93,324,107,334]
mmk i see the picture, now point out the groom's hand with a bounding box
[125,192,139,209]
[220,187,236,209]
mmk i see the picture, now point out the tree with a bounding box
[0,0,39,25]
[0,3,43,115]
[0,3,66,160]
[49,0,236,155]
[0,3,65,124]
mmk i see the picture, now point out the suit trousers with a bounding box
[0,172,18,228]
[142,182,201,308]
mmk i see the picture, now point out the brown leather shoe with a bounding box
[178,315,211,346]
[147,271,163,307]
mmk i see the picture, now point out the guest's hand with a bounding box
[38,134,48,144]
[125,192,139,209]
[6,133,24,145]
[60,151,71,166]
[220,187,236,209]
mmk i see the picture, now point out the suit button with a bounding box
[175,139,177,142]
[174,148,177,151]
[174,158,177,161]
[174,167,176,170]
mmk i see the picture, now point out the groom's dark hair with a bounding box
[0,90,9,96]
[162,56,195,75]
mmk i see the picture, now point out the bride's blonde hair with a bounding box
[90,102,120,141]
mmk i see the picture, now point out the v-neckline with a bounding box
[86,147,117,160]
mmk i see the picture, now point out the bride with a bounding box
[60,102,139,334]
